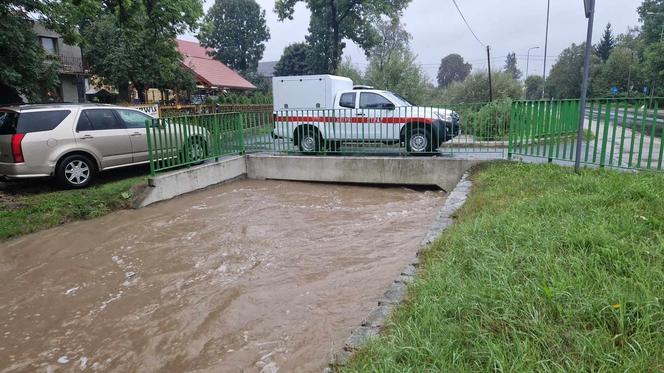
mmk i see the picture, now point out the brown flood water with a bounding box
[0,180,445,373]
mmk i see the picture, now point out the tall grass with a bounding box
[344,162,664,372]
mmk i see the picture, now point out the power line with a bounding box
[450,0,485,47]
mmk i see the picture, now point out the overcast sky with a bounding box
[182,0,643,81]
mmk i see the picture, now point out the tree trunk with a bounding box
[330,0,340,74]
[119,83,130,103]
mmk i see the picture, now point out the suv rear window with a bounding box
[0,110,70,135]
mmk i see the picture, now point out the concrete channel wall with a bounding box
[135,154,484,207]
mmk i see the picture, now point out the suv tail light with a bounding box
[11,134,25,163]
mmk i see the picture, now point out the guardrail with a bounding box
[145,112,245,175]
[145,98,664,175]
[508,97,663,171]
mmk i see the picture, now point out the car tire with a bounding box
[406,128,433,154]
[184,138,208,163]
[297,127,321,154]
[56,154,95,189]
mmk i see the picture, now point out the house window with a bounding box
[40,37,58,54]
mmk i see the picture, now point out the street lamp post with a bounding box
[541,0,551,98]
[525,46,540,79]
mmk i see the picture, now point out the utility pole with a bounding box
[575,0,595,173]
[487,45,493,102]
[542,0,551,99]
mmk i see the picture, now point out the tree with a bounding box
[592,47,643,96]
[362,17,427,103]
[367,18,411,68]
[275,0,411,74]
[365,48,428,104]
[524,76,545,100]
[337,57,365,83]
[0,1,76,103]
[544,43,595,99]
[274,42,311,76]
[436,54,472,88]
[504,52,522,80]
[594,23,615,62]
[441,71,522,103]
[198,0,270,74]
[638,0,664,45]
[80,0,203,102]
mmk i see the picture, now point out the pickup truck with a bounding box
[272,74,459,153]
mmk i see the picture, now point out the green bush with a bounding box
[454,100,512,141]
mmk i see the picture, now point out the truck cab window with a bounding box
[339,92,356,109]
[359,93,394,110]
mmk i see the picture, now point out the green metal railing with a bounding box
[508,98,664,171]
[145,112,245,175]
[145,98,664,176]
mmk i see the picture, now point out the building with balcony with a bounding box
[33,23,87,103]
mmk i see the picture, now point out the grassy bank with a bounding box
[344,162,664,371]
[0,177,144,240]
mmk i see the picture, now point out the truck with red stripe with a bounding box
[272,75,459,153]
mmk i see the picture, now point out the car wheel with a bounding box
[406,128,432,154]
[297,127,321,153]
[57,154,95,188]
[185,138,208,162]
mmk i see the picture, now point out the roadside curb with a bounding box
[328,172,473,370]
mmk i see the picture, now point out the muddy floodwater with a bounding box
[0,180,445,372]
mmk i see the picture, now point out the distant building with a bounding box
[33,23,87,103]
[257,61,278,78]
[176,40,256,92]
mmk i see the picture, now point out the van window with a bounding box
[339,93,356,109]
[359,93,393,110]
[116,109,153,129]
[76,112,93,132]
[81,109,124,131]
[0,110,70,135]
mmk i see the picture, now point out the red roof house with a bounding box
[176,39,256,91]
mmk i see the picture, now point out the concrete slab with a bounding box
[135,155,246,207]
[246,154,482,192]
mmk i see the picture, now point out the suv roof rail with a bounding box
[353,85,375,90]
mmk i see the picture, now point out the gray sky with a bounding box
[182,0,643,81]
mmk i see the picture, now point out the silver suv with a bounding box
[0,104,202,188]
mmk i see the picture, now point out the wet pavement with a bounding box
[0,179,445,372]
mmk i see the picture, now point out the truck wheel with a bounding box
[406,128,432,154]
[328,140,342,152]
[56,154,95,189]
[297,127,321,153]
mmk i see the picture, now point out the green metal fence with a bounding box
[145,112,245,175]
[508,98,664,171]
[144,98,664,176]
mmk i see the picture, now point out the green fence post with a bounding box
[237,113,246,154]
[508,101,517,159]
[145,118,155,176]
[599,99,612,168]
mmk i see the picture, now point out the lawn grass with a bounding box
[343,161,664,372]
[0,177,144,240]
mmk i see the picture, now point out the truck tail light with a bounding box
[11,133,25,163]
